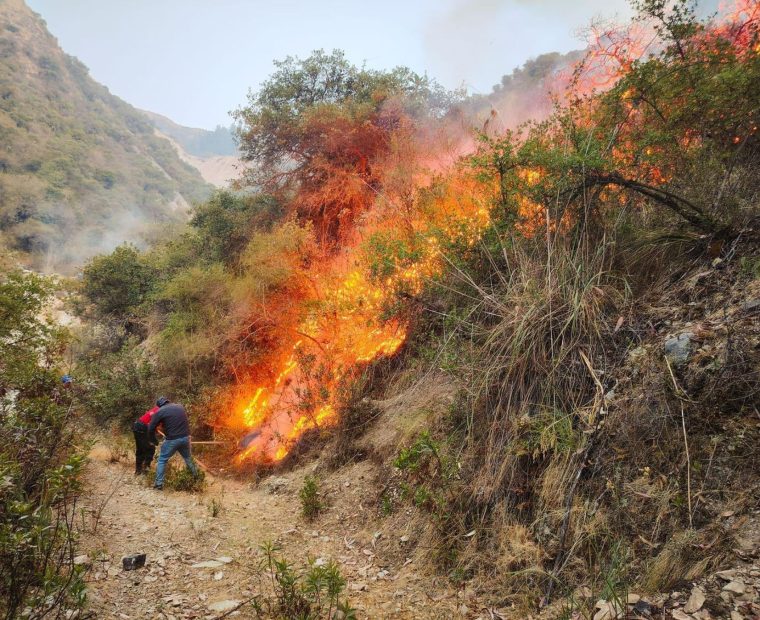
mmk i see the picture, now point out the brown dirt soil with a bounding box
[79,444,473,619]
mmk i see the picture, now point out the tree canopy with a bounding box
[234,50,459,243]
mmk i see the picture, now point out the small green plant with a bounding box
[169,466,205,492]
[380,493,394,516]
[146,464,206,492]
[209,496,224,518]
[394,433,454,516]
[249,542,356,619]
[739,255,760,279]
[393,431,442,471]
[393,431,464,577]
[299,476,323,520]
[413,486,432,508]
[523,408,579,458]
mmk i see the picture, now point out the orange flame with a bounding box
[233,175,491,463]
[230,0,756,464]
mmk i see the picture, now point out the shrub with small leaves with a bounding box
[146,463,205,493]
[249,542,355,620]
[209,497,223,518]
[0,271,87,619]
[299,475,323,521]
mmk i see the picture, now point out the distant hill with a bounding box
[152,132,241,188]
[0,0,214,271]
[141,110,237,158]
[465,50,585,131]
[141,111,241,188]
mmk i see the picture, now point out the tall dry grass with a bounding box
[410,225,630,601]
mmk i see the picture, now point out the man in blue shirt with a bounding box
[148,397,198,490]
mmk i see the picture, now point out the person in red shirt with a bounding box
[133,397,168,474]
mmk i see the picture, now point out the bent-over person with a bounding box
[147,398,198,490]
[133,399,163,474]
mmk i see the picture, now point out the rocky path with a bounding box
[78,446,466,620]
[77,446,760,619]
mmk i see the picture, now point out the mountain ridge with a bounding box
[0,0,213,271]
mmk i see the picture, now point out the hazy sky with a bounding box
[27,0,635,130]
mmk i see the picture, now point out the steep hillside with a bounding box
[0,0,213,271]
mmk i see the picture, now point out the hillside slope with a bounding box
[141,109,237,158]
[153,127,241,188]
[0,0,213,271]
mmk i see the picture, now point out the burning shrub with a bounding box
[470,0,760,240]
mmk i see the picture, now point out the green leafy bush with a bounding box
[0,271,87,618]
[81,244,158,324]
[145,463,205,493]
[250,542,355,620]
[77,344,159,427]
[299,476,323,521]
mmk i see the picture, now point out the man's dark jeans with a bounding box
[132,422,154,474]
[154,436,197,488]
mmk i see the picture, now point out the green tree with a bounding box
[189,191,282,266]
[0,271,86,619]
[235,49,449,180]
[81,244,158,324]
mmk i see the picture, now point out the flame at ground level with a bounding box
[231,176,491,463]
[229,0,759,464]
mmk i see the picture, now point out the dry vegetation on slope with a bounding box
[0,0,212,271]
[4,0,760,618]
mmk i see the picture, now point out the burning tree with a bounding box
[234,49,456,244]
[473,0,759,239]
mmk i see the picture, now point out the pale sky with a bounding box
[27,0,636,130]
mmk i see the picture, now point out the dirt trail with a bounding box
[79,446,467,620]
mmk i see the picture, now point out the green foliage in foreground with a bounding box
[0,271,86,619]
[251,542,355,620]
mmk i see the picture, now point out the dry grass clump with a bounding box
[642,525,733,592]
[102,429,134,463]
[461,236,623,510]
[538,453,576,514]
[326,373,382,468]
[496,523,544,574]
[492,520,547,608]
